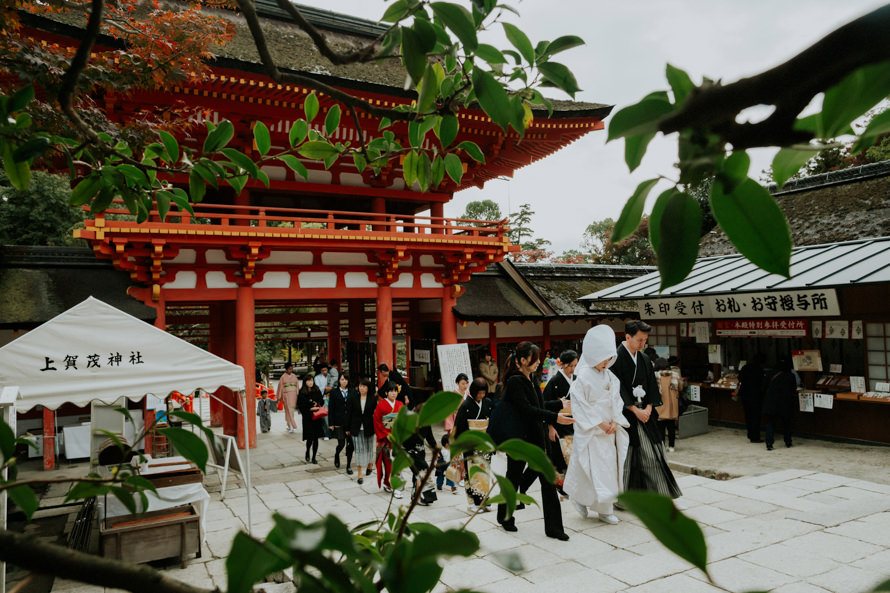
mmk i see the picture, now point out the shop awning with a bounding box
[580,237,890,303]
[0,297,246,411]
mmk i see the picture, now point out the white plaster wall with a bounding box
[206,271,237,288]
[496,321,544,338]
[254,272,291,288]
[205,249,230,265]
[420,273,441,288]
[344,272,375,288]
[164,249,196,264]
[163,270,197,289]
[299,272,337,288]
[391,273,414,288]
[321,253,368,266]
[457,322,489,340]
[419,255,442,268]
[263,251,313,265]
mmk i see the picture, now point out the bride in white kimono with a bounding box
[563,324,630,524]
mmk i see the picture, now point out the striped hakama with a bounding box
[351,429,375,467]
[623,422,682,499]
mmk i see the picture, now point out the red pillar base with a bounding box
[42,407,55,470]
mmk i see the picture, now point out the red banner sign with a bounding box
[715,319,808,337]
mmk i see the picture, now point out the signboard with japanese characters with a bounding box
[715,319,808,338]
[637,289,839,320]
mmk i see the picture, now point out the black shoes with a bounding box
[334,456,341,468]
[547,532,570,541]
[766,444,774,451]
[346,466,353,475]
[499,521,518,532]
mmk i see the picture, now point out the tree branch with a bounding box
[0,530,218,593]
[658,3,890,149]
[233,0,415,123]
[57,0,104,143]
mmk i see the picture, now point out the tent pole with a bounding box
[240,389,253,537]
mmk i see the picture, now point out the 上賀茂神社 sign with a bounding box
[637,289,840,320]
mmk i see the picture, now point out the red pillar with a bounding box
[208,302,234,427]
[143,407,154,456]
[327,303,341,365]
[42,407,55,470]
[489,322,497,359]
[376,285,393,370]
[431,203,444,235]
[154,290,166,330]
[372,197,386,231]
[441,286,457,345]
[348,301,364,342]
[543,320,551,354]
[235,285,256,449]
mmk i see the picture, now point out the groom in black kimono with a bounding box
[610,320,682,499]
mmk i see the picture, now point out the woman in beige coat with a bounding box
[654,356,684,452]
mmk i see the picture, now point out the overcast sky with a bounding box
[306,1,887,253]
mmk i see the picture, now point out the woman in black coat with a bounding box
[762,358,797,450]
[345,378,377,484]
[297,373,325,464]
[329,373,355,472]
[492,341,575,541]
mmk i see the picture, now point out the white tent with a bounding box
[0,297,255,542]
[0,296,246,410]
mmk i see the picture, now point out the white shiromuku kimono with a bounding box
[563,325,630,509]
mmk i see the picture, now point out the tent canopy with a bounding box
[0,297,246,411]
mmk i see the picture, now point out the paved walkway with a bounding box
[34,414,890,593]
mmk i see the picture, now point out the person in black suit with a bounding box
[297,374,325,464]
[610,321,681,499]
[493,341,575,541]
[345,377,377,484]
[541,350,578,482]
[329,373,355,473]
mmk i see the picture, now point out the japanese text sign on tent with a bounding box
[637,289,839,320]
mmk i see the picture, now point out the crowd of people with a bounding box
[260,320,686,542]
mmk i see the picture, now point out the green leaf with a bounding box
[409,120,422,149]
[493,474,517,520]
[155,190,171,221]
[444,152,463,184]
[618,490,708,575]
[471,68,511,132]
[537,61,581,98]
[412,528,479,559]
[169,410,216,443]
[608,91,674,142]
[430,2,478,51]
[1,141,29,190]
[400,26,427,85]
[8,485,39,519]
[501,22,534,65]
[253,121,271,156]
[0,418,15,460]
[203,119,234,153]
[431,155,445,188]
[625,133,655,173]
[497,438,555,483]
[390,407,419,444]
[297,141,340,160]
[771,147,819,189]
[158,130,179,164]
[541,35,585,60]
[438,115,459,147]
[7,85,34,113]
[665,64,694,105]
[279,154,309,180]
[416,66,440,115]
[228,174,247,195]
[403,150,418,188]
[12,137,50,162]
[457,140,484,163]
[417,391,463,426]
[325,105,341,136]
[289,119,309,148]
[380,0,409,23]
[304,93,319,123]
[227,532,290,593]
[872,579,890,592]
[192,162,218,189]
[475,43,506,64]
[820,61,890,138]
[353,152,367,174]
[656,191,702,291]
[709,178,792,278]
[221,147,260,178]
[612,178,659,243]
[723,151,750,185]
[159,427,209,471]
[448,429,496,457]
[413,18,438,53]
[169,191,195,215]
[417,151,432,191]
[65,480,109,502]
[648,188,677,254]
[189,170,206,202]
[853,108,890,153]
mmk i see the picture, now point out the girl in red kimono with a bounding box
[373,380,404,498]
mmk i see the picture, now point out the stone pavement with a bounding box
[35,413,890,593]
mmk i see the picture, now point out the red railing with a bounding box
[89,201,510,241]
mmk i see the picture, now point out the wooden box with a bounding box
[100,504,201,567]
[140,457,203,489]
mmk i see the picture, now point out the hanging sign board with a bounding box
[715,319,808,338]
[436,344,472,391]
[637,289,839,320]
